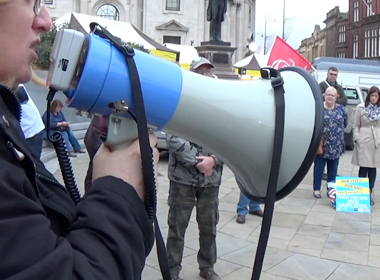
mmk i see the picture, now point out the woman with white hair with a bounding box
[313,86,347,198]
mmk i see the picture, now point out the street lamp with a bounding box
[282,0,285,39]
[264,14,276,55]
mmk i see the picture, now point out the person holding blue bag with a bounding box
[313,87,347,199]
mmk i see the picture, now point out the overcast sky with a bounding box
[254,0,349,53]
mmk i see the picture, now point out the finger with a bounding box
[152,147,160,164]
[149,133,158,148]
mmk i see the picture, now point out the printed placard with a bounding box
[335,177,371,213]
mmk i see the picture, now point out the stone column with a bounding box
[230,2,237,50]
[236,1,243,62]
[204,0,209,41]
[124,0,130,21]
[80,0,88,14]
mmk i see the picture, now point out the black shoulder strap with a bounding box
[90,22,172,280]
[251,68,285,280]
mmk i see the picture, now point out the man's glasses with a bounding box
[34,0,42,16]
[194,69,213,76]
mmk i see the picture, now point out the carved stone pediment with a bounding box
[156,20,189,32]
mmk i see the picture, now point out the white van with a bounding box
[310,57,380,88]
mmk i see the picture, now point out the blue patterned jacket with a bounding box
[322,103,348,159]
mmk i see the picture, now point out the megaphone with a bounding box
[47,28,323,202]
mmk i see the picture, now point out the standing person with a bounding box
[0,1,158,279]
[41,99,86,157]
[319,66,347,106]
[236,177,263,224]
[19,71,49,160]
[19,84,45,159]
[166,57,223,280]
[313,87,347,198]
[351,86,380,205]
[319,66,348,180]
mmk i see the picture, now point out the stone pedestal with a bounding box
[195,42,239,80]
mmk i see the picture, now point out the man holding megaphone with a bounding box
[166,58,223,280]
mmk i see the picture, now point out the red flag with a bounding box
[267,36,311,70]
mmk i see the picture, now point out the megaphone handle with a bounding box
[102,114,138,152]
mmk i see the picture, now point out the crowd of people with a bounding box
[316,67,379,207]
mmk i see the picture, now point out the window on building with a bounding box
[166,0,180,11]
[364,30,370,57]
[367,0,373,17]
[338,52,346,58]
[353,1,359,22]
[338,26,346,42]
[163,36,181,44]
[96,4,120,21]
[353,35,359,58]
[379,29,380,57]
[372,29,378,57]
[45,0,53,4]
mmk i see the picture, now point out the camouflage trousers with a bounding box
[166,181,220,275]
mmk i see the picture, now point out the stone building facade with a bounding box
[298,25,326,62]
[347,0,380,61]
[298,6,348,62]
[45,0,256,62]
[299,1,380,62]
[324,6,348,58]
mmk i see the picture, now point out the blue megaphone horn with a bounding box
[47,26,323,202]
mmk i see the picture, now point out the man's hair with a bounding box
[328,66,338,72]
[364,86,380,107]
[50,99,64,112]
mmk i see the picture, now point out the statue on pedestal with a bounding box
[207,0,227,42]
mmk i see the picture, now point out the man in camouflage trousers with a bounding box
[166,57,223,280]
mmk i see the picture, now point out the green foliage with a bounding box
[34,19,69,70]
[124,42,149,53]
[33,19,149,69]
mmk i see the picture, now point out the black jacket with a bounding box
[0,84,153,279]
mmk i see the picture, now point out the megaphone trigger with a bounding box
[100,114,138,152]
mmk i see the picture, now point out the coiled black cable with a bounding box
[46,88,81,205]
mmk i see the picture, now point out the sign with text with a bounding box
[335,177,371,213]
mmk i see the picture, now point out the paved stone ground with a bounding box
[46,150,380,280]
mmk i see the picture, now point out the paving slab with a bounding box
[327,263,380,280]
[266,254,340,280]
[47,149,380,279]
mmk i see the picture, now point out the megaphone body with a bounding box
[48,30,323,201]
